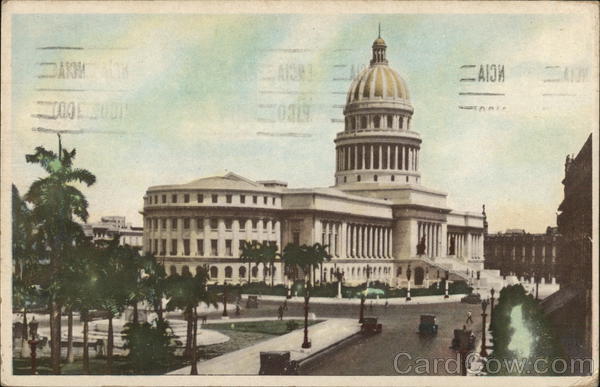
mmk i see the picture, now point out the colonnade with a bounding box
[336,143,419,172]
[417,221,441,258]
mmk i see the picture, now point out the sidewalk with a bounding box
[243,293,465,305]
[168,318,360,375]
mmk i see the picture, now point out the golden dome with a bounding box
[346,65,410,104]
[373,37,386,46]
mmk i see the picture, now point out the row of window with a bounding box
[168,264,275,280]
[345,114,410,131]
[146,192,278,206]
[337,174,415,184]
[149,238,273,257]
[146,217,279,233]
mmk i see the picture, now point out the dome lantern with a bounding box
[371,25,388,66]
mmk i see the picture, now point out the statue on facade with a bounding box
[449,236,456,255]
[416,236,426,256]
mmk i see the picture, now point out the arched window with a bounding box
[351,267,355,277]
[239,266,246,279]
[397,266,402,276]
[252,266,258,278]
[374,115,380,129]
[391,175,395,182]
[387,115,393,128]
[225,266,232,278]
[361,116,367,129]
[182,265,191,277]
[196,266,203,276]
[169,265,177,276]
[399,116,404,129]
[374,175,378,182]
[414,267,425,285]
[357,175,361,182]
[210,266,218,278]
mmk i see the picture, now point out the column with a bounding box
[395,145,400,170]
[382,228,387,258]
[354,145,359,170]
[353,224,358,258]
[357,226,363,258]
[465,233,471,260]
[341,222,347,258]
[362,145,366,170]
[203,218,210,257]
[378,145,382,170]
[233,219,240,257]
[441,223,448,258]
[377,227,382,257]
[275,220,281,253]
[217,218,225,257]
[416,150,419,171]
[369,145,374,170]
[366,226,371,258]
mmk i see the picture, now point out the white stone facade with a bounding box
[141,35,486,288]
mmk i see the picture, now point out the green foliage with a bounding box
[281,243,332,286]
[286,320,299,331]
[121,319,176,374]
[487,284,565,375]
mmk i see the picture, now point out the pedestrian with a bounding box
[369,300,373,311]
[235,303,241,316]
[466,311,473,325]
[283,299,288,311]
[277,305,284,320]
[384,300,389,311]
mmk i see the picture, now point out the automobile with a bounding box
[360,317,382,334]
[258,351,299,375]
[451,328,476,350]
[418,314,438,334]
[461,293,482,304]
[246,295,259,308]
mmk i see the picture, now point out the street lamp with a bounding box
[222,285,229,318]
[366,264,371,288]
[480,299,489,357]
[489,288,495,331]
[444,270,450,299]
[406,264,412,301]
[334,268,345,299]
[359,293,365,323]
[302,282,312,349]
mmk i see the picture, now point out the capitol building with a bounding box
[141,35,489,289]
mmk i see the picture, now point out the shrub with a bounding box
[122,319,176,374]
[286,320,299,331]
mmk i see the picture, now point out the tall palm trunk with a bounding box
[50,296,62,374]
[248,262,251,283]
[190,307,198,375]
[82,310,90,374]
[107,315,113,374]
[133,301,139,325]
[66,307,74,363]
[270,262,274,287]
[185,308,192,356]
[20,309,29,358]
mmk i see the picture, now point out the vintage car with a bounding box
[246,295,259,308]
[451,328,476,350]
[418,314,438,334]
[461,293,482,304]
[361,317,383,334]
[258,351,299,375]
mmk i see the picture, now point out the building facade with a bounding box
[141,35,489,288]
[82,216,144,248]
[484,227,561,284]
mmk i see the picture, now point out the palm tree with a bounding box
[24,137,96,374]
[139,253,168,322]
[165,268,217,375]
[239,240,259,284]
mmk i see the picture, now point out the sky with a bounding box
[8,12,597,233]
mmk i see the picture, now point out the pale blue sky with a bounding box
[10,13,595,233]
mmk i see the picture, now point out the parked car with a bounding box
[246,295,259,308]
[259,351,299,375]
[461,293,482,304]
[451,328,475,350]
[418,314,438,334]
[361,317,382,334]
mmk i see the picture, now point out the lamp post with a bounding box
[222,285,228,318]
[444,270,450,299]
[480,299,489,357]
[301,283,311,349]
[359,293,365,323]
[533,271,539,300]
[406,264,412,301]
[334,268,344,299]
[489,288,495,331]
[366,264,371,288]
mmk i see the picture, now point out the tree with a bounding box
[165,268,217,375]
[240,240,279,286]
[239,240,260,283]
[122,318,176,374]
[24,138,96,374]
[138,253,168,322]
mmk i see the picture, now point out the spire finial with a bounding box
[378,23,381,38]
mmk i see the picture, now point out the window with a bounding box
[197,240,204,255]
[153,219,158,229]
[399,116,403,129]
[263,196,268,204]
[172,194,177,203]
[253,195,258,204]
[153,239,158,253]
[361,116,367,129]
[272,197,276,205]
[240,195,246,204]
[184,194,190,203]
[225,219,232,230]
[357,175,361,182]
[171,218,177,230]
[374,115,380,128]
[171,239,178,255]
[239,266,246,279]
[226,194,232,204]
[162,195,167,203]
[252,219,258,231]
[239,219,246,231]
[183,239,190,256]
[197,194,204,203]
[387,115,393,128]
[182,266,191,276]
[210,218,218,230]
[225,240,232,256]
[391,175,395,182]
[252,266,258,278]
[161,219,167,229]
[374,175,378,182]
[344,176,347,183]
[239,240,245,250]
[183,218,190,229]
[211,240,218,255]
[196,218,204,229]
[161,239,166,255]
[212,194,218,203]
[225,266,233,278]
[210,266,218,278]
[292,231,300,245]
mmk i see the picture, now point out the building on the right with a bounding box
[542,133,593,363]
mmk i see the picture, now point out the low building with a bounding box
[484,227,561,284]
[82,216,144,248]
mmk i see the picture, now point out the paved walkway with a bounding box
[168,318,361,375]
[244,293,465,305]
